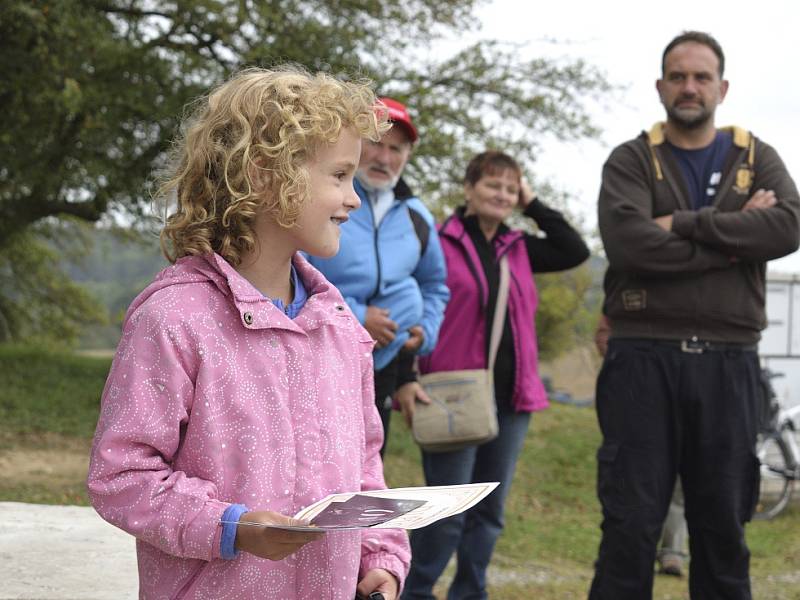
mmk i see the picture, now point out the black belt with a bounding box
[616,336,758,354]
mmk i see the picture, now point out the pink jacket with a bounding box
[87,253,410,599]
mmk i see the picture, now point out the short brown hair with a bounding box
[158,66,388,265]
[662,31,725,77]
[464,151,521,186]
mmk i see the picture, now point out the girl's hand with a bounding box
[356,568,399,600]
[234,510,324,561]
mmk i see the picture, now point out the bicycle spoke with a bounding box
[754,431,794,520]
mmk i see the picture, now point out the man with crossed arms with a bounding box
[589,31,799,599]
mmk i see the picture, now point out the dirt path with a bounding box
[0,437,90,488]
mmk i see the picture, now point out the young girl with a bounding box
[87,67,409,600]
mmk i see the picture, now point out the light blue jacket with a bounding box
[308,178,449,370]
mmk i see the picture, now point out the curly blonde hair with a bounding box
[158,66,389,265]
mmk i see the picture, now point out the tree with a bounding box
[1,0,610,348]
[0,222,106,344]
[536,266,597,362]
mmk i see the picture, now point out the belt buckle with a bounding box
[681,337,705,354]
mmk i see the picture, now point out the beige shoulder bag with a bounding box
[412,255,510,452]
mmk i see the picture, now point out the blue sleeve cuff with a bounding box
[220,504,249,560]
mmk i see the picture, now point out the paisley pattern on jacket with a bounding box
[87,252,410,599]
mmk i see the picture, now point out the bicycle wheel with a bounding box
[754,430,793,520]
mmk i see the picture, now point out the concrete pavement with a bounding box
[0,502,137,599]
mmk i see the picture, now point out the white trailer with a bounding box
[761,273,800,410]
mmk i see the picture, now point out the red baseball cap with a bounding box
[378,97,418,143]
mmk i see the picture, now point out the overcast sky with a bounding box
[443,0,800,273]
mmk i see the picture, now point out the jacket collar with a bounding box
[393,176,414,200]
[644,122,754,182]
[441,206,523,253]
[646,121,751,148]
[354,176,415,202]
[201,253,351,334]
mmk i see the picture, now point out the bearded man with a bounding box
[588,31,800,600]
[308,98,449,456]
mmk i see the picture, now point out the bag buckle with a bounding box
[680,337,705,354]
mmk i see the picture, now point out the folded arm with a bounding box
[599,145,732,276]
[670,143,800,262]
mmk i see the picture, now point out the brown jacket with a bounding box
[600,123,800,343]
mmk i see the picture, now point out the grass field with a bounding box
[1,344,799,599]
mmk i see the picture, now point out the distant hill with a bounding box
[67,228,609,351]
[65,228,166,350]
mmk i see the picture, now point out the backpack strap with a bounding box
[407,206,430,258]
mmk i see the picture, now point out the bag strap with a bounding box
[487,255,510,370]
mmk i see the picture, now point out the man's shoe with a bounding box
[658,554,683,577]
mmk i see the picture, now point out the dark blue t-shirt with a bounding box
[667,131,733,210]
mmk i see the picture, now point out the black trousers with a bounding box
[374,358,400,457]
[589,338,761,600]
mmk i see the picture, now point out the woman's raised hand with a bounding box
[519,177,535,208]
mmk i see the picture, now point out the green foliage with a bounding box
[67,228,165,293]
[536,264,597,362]
[2,0,610,348]
[1,0,609,231]
[0,223,106,345]
[0,345,110,438]
[60,226,166,348]
[403,42,610,207]
[1,0,197,239]
[3,343,800,599]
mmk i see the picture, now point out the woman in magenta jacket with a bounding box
[398,150,589,599]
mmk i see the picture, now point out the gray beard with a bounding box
[356,171,399,193]
[665,105,714,131]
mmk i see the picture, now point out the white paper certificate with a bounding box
[288,482,499,531]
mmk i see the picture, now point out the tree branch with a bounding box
[51,198,107,221]
[90,2,171,19]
